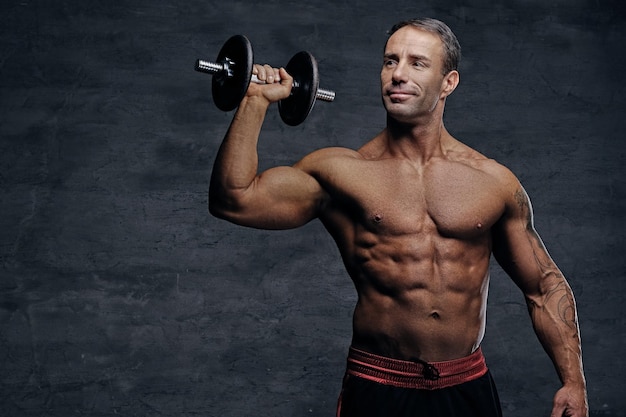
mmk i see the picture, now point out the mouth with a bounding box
[386,89,415,102]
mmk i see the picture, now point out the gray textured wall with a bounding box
[1,1,624,416]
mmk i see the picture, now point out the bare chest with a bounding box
[326,159,505,239]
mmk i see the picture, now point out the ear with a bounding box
[440,70,459,98]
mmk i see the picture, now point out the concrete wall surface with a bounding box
[1,1,624,416]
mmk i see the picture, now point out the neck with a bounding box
[384,114,449,163]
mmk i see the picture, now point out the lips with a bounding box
[387,90,415,101]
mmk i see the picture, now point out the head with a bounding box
[387,18,461,76]
[381,18,461,124]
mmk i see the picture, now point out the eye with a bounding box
[384,59,397,68]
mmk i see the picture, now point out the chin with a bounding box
[385,107,417,124]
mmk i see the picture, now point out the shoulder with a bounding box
[446,141,527,210]
[477,158,527,209]
[300,146,362,161]
[446,139,521,192]
[294,146,363,173]
[478,158,519,187]
[451,150,534,229]
[471,158,533,221]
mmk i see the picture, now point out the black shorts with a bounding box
[336,347,503,417]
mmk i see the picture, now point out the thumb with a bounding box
[278,67,293,87]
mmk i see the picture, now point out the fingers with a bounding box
[252,64,282,84]
[549,404,565,417]
[249,64,293,103]
[551,386,589,417]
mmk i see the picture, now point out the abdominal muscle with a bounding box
[345,230,492,362]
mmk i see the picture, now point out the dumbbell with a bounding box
[195,35,335,126]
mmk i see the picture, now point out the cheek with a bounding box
[424,77,445,96]
[380,70,390,85]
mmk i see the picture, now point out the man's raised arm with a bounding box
[209,65,324,230]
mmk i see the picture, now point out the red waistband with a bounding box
[346,346,488,390]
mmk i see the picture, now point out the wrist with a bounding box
[562,376,587,391]
[240,93,271,109]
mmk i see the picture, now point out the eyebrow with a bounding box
[383,52,432,63]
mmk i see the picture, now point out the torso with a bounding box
[302,132,510,361]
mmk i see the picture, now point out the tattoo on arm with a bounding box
[541,281,577,330]
[514,189,533,231]
[515,188,577,330]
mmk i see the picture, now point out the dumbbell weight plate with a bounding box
[212,35,254,111]
[279,51,319,126]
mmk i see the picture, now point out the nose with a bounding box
[391,61,409,84]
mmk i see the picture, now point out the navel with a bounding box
[430,312,440,320]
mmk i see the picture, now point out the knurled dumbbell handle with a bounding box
[195,59,335,102]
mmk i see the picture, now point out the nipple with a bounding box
[374,214,383,223]
[476,222,483,229]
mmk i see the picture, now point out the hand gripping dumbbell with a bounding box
[195,35,335,126]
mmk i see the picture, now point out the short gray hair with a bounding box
[387,18,461,75]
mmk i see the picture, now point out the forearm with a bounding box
[527,274,586,388]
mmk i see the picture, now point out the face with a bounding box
[381,26,458,123]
